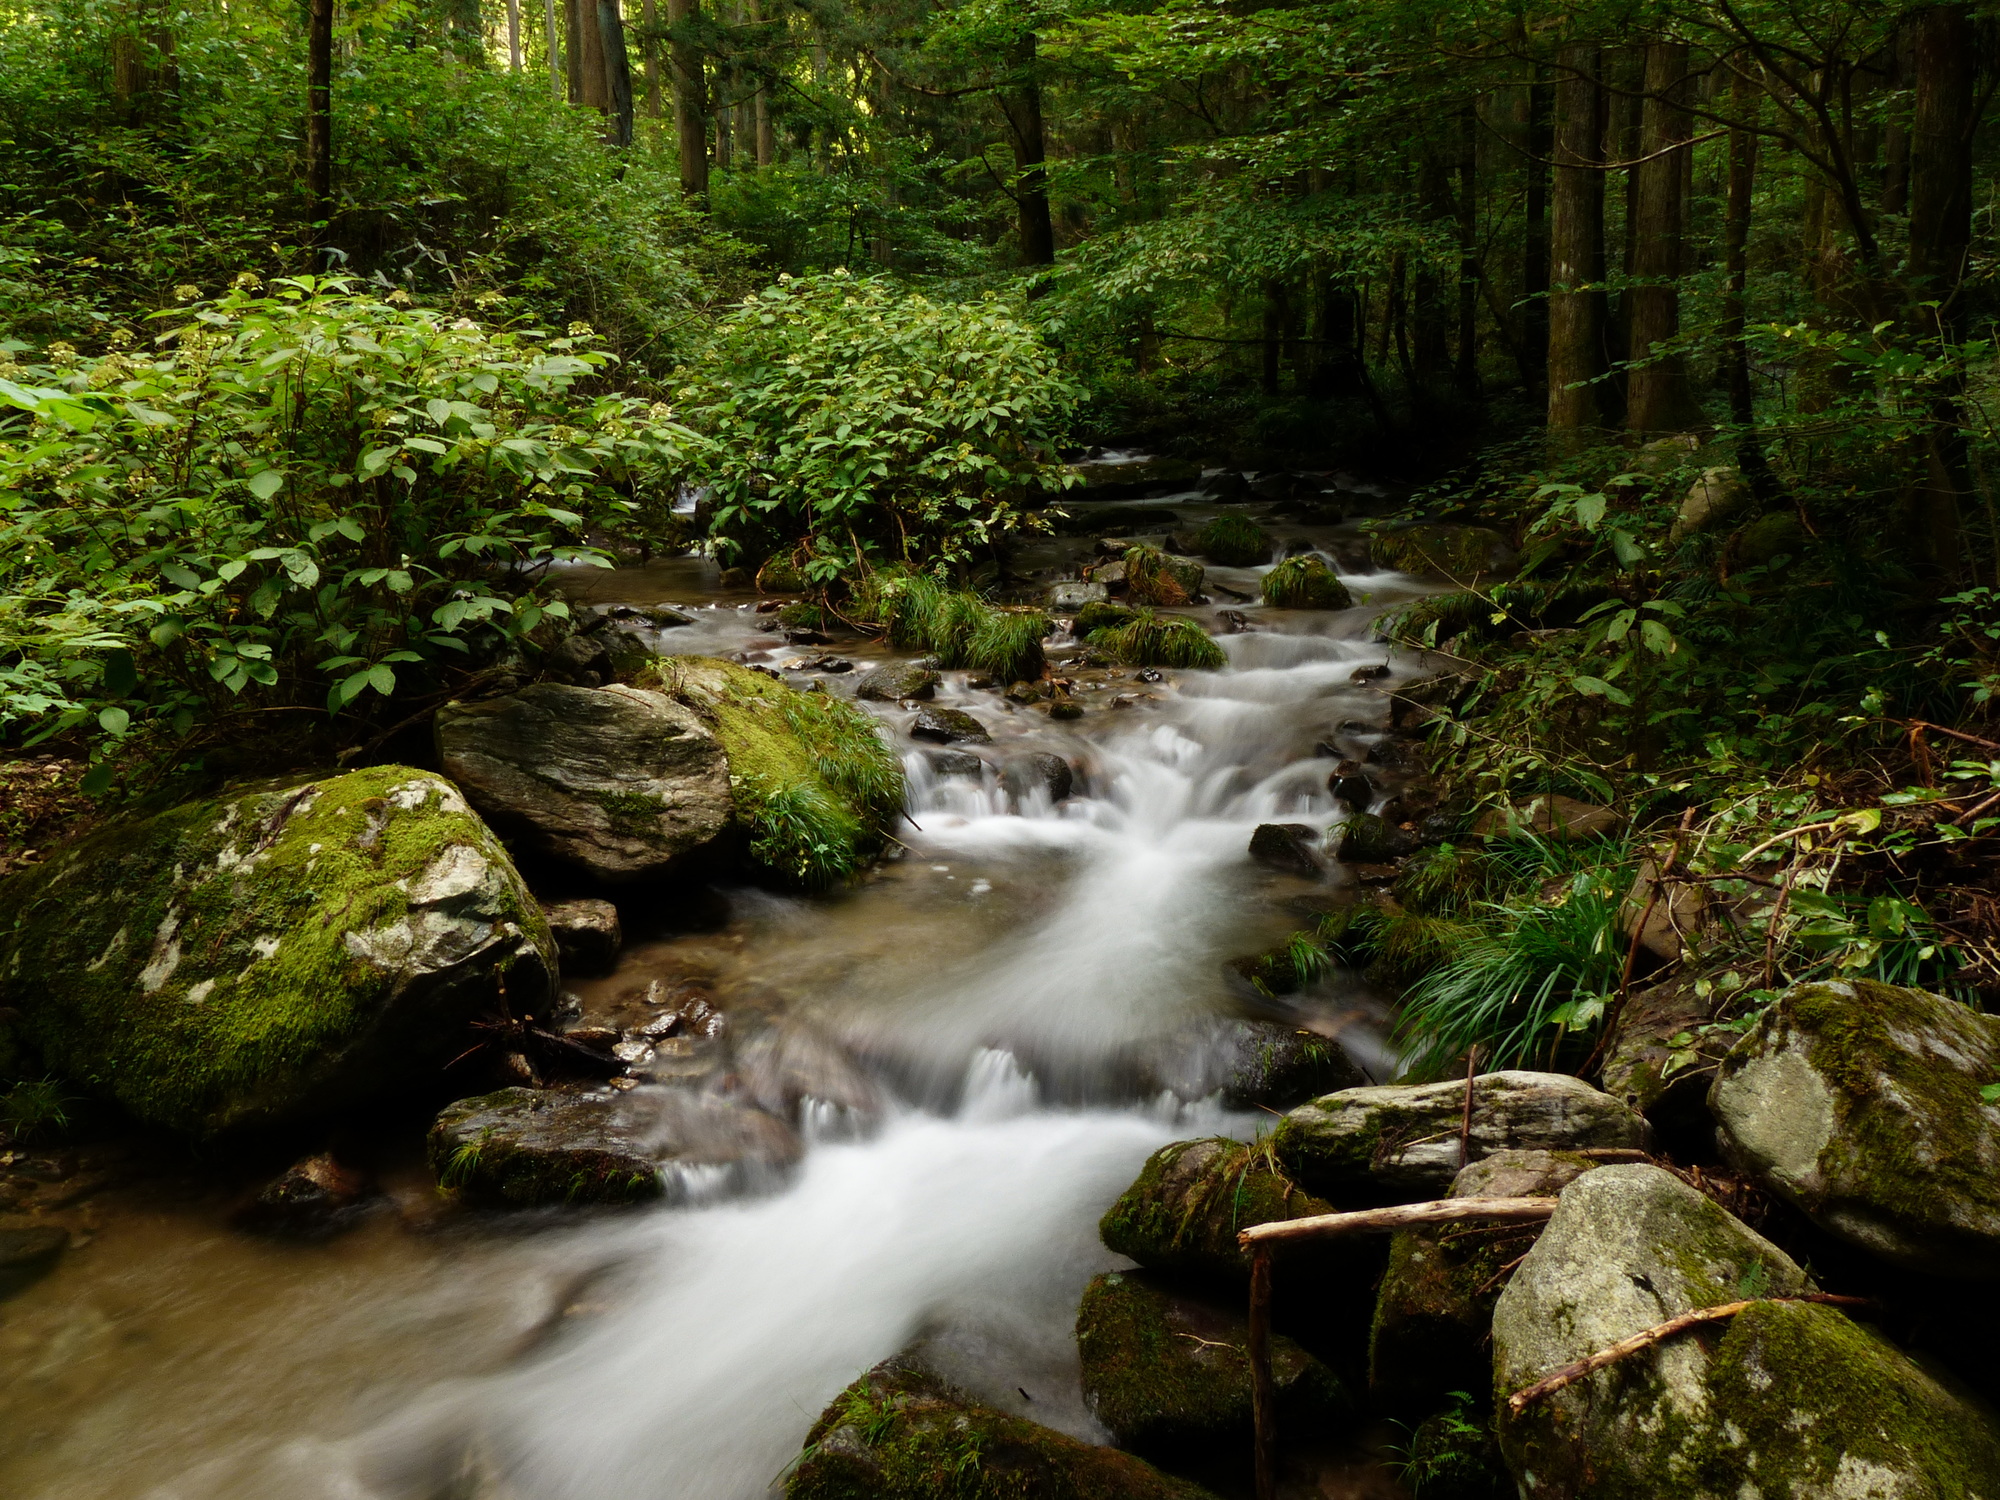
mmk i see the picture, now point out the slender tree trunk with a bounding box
[599,0,633,146]
[1627,41,1702,435]
[1455,103,1480,397]
[1882,23,1913,217]
[305,0,334,228]
[507,0,523,71]
[450,0,484,66]
[545,0,562,98]
[1547,41,1605,438]
[1722,63,1774,493]
[1523,64,1551,395]
[666,0,709,199]
[640,0,663,121]
[1001,33,1056,268]
[746,0,772,165]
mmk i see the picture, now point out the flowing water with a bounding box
[0,483,1442,1500]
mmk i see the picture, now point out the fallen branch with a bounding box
[1239,1196,1558,1248]
[1504,1293,1871,1416]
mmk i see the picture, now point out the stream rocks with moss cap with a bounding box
[853,662,941,702]
[0,767,555,1138]
[1492,1163,2000,1498]
[1711,978,2000,1278]
[436,683,734,883]
[1271,1072,1649,1200]
[1076,1269,1350,1459]
[787,1350,1218,1500]
[1099,1137,1334,1281]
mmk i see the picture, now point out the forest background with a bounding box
[4,0,2000,1070]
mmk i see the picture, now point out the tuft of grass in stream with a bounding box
[1088,609,1227,670]
[1261,555,1352,609]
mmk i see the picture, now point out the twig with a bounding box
[1762,861,1801,990]
[1239,1197,1558,1248]
[1954,789,2000,828]
[1504,1294,1871,1416]
[1732,817,1852,869]
[1248,1248,1276,1500]
[1476,1250,1534,1298]
[1905,720,2000,753]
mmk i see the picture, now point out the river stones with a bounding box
[789,1351,1216,1500]
[1068,455,1202,496]
[429,1086,801,1208]
[1219,1021,1364,1109]
[853,662,940,702]
[0,767,555,1138]
[1271,1072,1649,1200]
[1492,1164,2000,1498]
[1248,822,1320,874]
[542,898,622,976]
[1333,812,1415,863]
[1711,978,2000,1278]
[1100,1137,1333,1281]
[1600,975,1739,1132]
[436,683,734,883]
[1076,1269,1349,1457]
[235,1152,374,1238]
[910,705,991,744]
[1004,752,1074,804]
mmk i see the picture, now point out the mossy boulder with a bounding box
[646,656,905,888]
[436,683,734,883]
[1100,1137,1333,1281]
[1121,546,1206,607]
[1218,1020,1365,1110]
[1335,812,1416,863]
[1271,1072,1648,1200]
[1493,1164,2000,1498]
[0,767,555,1138]
[1711,979,2000,1278]
[1192,514,1272,568]
[1601,975,1738,1134]
[1077,1269,1350,1458]
[788,1351,1217,1500]
[1369,525,1508,580]
[1260,556,1352,610]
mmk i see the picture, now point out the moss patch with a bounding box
[1099,1137,1332,1280]
[1261,556,1352,610]
[0,766,554,1137]
[1370,1227,1517,1412]
[1196,514,1271,567]
[427,1087,664,1207]
[1089,611,1227,670]
[1123,546,1204,606]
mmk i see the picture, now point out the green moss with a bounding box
[1367,910,1480,985]
[777,600,837,631]
[1369,525,1502,580]
[586,787,672,840]
[867,574,1048,681]
[426,1088,665,1207]
[1196,514,1271,567]
[1099,1137,1332,1280]
[1123,545,1203,606]
[0,766,553,1137]
[1075,600,1139,635]
[1370,1228,1516,1412]
[1260,555,1352,609]
[1090,611,1227,670]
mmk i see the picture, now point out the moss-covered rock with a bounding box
[1218,1021,1365,1110]
[1600,975,1737,1134]
[1711,978,2000,1278]
[1077,1270,1350,1458]
[1122,546,1206,607]
[645,656,905,889]
[1099,1137,1333,1281]
[1369,525,1508,580]
[1193,514,1272,568]
[1271,1072,1648,1200]
[1335,812,1416,863]
[0,767,554,1138]
[1089,612,1226,670]
[1260,556,1352,610]
[788,1352,1217,1500]
[1493,1164,2000,1498]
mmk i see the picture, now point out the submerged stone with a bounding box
[1248,823,1320,875]
[0,767,555,1138]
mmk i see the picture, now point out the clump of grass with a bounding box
[1075,599,1138,635]
[776,600,835,631]
[743,779,870,889]
[866,572,1048,680]
[1123,544,1198,605]
[1090,609,1227,669]
[967,607,1051,683]
[1261,555,1352,609]
[776,691,906,832]
[1197,513,1271,567]
[1394,843,1493,917]
[0,1077,73,1144]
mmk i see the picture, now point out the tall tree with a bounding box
[1547,40,1605,437]
[305,0,334,228]
[667,0,711,199]
[998,33,1055,268]
[1625,40,1702,435]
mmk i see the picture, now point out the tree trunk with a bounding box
[1722,62,1775,493]
[450,0,484,66]
[598,0,634,146]
[305,0,334,227]
[1000,33,1056,268]
[1522,64,1551,394]
[666,0,709,199]
[507,0,523,71]
[1626,41,1703,436]
[545,0,562,98]
[1547,41,1605,438]
[111,22,177,123]
[1412,151,1451,389]
[640,0,663,120]
[1882,22,1913,217]
[1455,103,1480,397]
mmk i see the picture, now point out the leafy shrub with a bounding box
[1196,513,1271,566]
[1261,555,1352,609]
[1089,610,1226,669]
[677,272,1084,580]
[0,277,686,777]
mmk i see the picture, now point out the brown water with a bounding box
[0,482,1441,1500]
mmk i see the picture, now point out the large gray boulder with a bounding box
[1272,1071,1649,1199]
[1711,978,2000,1278]
[436,683,734,883]
[0,767,555,1138]
[1493,1164,2000,1498]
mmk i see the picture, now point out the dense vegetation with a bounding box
[4,0,2000,1063]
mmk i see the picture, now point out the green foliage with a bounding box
[677,272,1084,579]
[1196,512,1270,566]
[1089,610,1226,670]
[0,1076,73,1143]
[1261,555,1352,610]
[866,572,1049,680]
[0,279,686,772]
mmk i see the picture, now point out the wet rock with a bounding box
[1248,822,1321,875]
[0,1222,67,1298]
[910,706,992,744]
[1600,975,1737,1132]
[1369,524,1508,580]
[1077,1269,1350,1458]
[544,632,610,686]
[1004,679,1046,704]
[1493,1164,2000,1497]
[1048,700,1084,721]
[1048,580,1108,611]
[1363,736,1428,771]
[437,683,734,883]
[786,1351,1215,1500]
[1067,455,1203,497]
[1334,812,1415,863]
[542,898,622,977]
[1219,1021,1365,1110]
[924,748,986,779]
[428,1086,801,1208]
[1711,978,2000,1278]
[854,662,941,702]
[808,656,853,674]
[1198,470,1253,501]
[1100,1137,1334,1281]
[1449,1148,1602,1201]
[1271,1072,1649,1200]
[1471,794,1621,841]
[1005,753,1074,803]
[565,1025,620,1051]
[236,1153,374,1238]
[1327,762,1373,815]
[737,1023,884,1136]
[0,767,555,1138]
[581,602,695,632]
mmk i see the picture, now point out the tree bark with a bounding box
[305,0,334,228]
[544,0,562,98]
[666,0,709,199]
[1722,63,1769,483]
[1626,41,1703,436]
[1000,33,1056,268]
[1522,65,1551,394]
[640,0,663,120]
[598,0,634,146]
[1455,102,1480,397]
[506,0,523,71]
[1413,150,1451,388]
[1547,41,1606,438]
